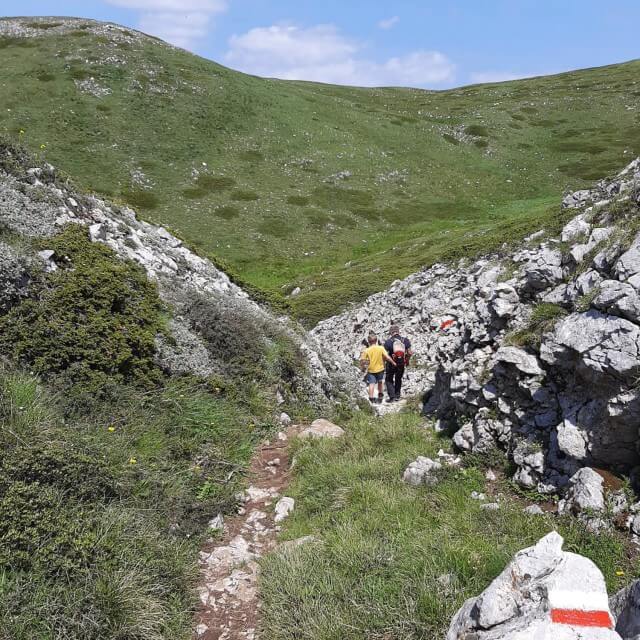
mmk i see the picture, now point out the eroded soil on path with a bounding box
[194,426,298,640]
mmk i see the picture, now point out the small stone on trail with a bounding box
[208,513,224,531]
[279,412,292,426]
[471,491,487,501]
[481,502,500,511]
[274,497,295,523]
[523,504,544,516]
[437,449,462,467]
[402,457,442,486]
[298,418,345,439]
[267,458,281,467]
[485,469,497,481]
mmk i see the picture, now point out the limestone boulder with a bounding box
[447,532,620,640]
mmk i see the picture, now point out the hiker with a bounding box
[360,333,395,404]
[384,325,412,402]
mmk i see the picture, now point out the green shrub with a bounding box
[0,482,95,574]
[121,187,160,210]
[230,189,260,202]
[506,303,568,348]
[443,133,460,145]
[0,225,164,395]
[286,195,310,206]
[185,294,304,389]
[465,124,489,137]
[0,444,118,502]
[69,68,91,80]
[258,217,293,238]
[196,174,236,192]
[239,150,264,162]
[213,205,240,220]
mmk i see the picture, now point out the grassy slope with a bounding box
[1,18,639,323]
[261,412,639,639]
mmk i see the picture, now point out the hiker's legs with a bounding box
[385,364,396,399]
[377,380,384,400]
[367,382,376,399]
[394,364,405,398]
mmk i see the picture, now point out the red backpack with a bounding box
[392,337,407,365]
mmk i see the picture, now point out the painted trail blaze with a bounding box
[550,609,613,628]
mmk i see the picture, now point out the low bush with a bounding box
[506,303,568,348]
[0,225,164,400]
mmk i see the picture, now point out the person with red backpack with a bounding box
[383,325,412,402]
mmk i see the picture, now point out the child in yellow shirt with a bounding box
[360,334,396,404]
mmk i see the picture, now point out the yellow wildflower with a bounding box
[40,144,46,150]
[616,570,625,576]
[128,457,137,464]
[107,426,116,432]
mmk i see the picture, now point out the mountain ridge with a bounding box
[1,16,639,323]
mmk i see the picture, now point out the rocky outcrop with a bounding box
[612,580,640,640]
[0,145,334,409]
[447,532,621,639]
[314,158,640,499]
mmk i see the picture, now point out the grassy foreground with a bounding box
[1,18,639,322]
[260,412,638,639]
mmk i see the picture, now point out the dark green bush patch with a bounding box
[196,174,236,192]
[30,21,63,30]
[0,481,94,574]
[465,124,489,137]
[230,189,260,202]
[214,205,240,220]
[0,225,164,394]
[286,195,310,206]
[239,150,264,162]
[258,217,292,238]
[121,187,160,209]
[442,133,460,145]
[36,71,55,82]
[474,139,489,149]
[305,209,332,229]
[69,68,91,80]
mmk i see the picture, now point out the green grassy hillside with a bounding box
[1,16,639,323]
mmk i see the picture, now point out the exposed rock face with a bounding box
[611,580,640,640]
[313,158,640,496]
[447,532,620,639]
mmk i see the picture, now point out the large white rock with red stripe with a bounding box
[446,531,621,639]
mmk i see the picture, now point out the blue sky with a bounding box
[3,0,640,87]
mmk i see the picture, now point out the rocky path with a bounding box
[194,427,297,640]
[194,419,344,639]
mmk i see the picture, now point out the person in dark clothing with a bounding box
[383,325,412,402]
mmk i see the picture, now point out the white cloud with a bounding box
[105,0,227,48]
[378,16,400,30]
[225,24,455,87]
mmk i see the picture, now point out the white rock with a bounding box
[523,504,544,516]
[274,497,295,523]
[279,412,292,426]
[208,513,224,531]
[446,532,620,639]
[402,457,442,486]
[298,419,345,439]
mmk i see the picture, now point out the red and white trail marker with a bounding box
[549,577,615,629]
